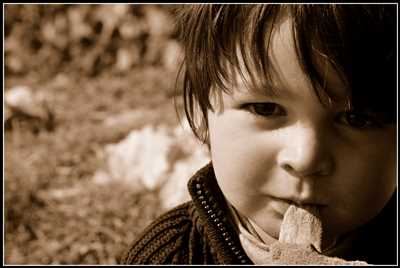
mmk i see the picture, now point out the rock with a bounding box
[103,125,175,191]
[159,144,210,210]
[5,86,48,120]
[115,47,140,72]
[100,109,160,139]
[144,6,175,37]
[158,122,210,210]
[92,121,210,209]
[5,85,54,132]
[162,40,183,72]
[67,6,92,41]
[119,17,143,40]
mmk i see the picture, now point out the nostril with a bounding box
[281,161,333,178]
[278,146,334,178]
[282,163,294,172]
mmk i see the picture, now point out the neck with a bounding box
[228,203,277,245]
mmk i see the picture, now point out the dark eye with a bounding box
[337,111,382,129]
[243,103,286,117]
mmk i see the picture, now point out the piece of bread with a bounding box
[269,242,368,265]
[278,204,323,252]
[271,204,368,265]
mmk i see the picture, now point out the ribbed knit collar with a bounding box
[187,162,253,264]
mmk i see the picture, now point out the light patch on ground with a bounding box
[93,121,210,210]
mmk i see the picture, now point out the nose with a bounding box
[277,123,334,179]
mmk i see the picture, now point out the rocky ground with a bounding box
[5,4,209,264]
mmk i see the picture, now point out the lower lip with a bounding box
[269,196,293,215]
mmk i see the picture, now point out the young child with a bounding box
[119,4,396,265]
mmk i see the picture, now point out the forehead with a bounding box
[231,16,349,105]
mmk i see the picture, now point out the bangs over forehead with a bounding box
[176,4,396,142]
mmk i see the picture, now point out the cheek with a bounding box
[324,140,396,236]
[208,112,277,205]
[339,140,396,204]
[209,126,267,188]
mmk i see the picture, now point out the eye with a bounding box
[336,110,383,129]
[243,103,286,117]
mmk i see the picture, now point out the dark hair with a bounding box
[175,4,396,143]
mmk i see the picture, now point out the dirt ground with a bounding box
[4,4,199,264]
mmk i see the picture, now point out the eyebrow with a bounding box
[241,75,292,100]
[241,73,351,110]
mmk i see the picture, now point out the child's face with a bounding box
[207,17,396,242]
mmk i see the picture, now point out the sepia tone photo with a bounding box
[4,3,397,265]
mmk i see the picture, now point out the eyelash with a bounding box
[335,111,384,129]
[243,103,383,130]
[242,103,286,117]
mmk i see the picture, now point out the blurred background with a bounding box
[4,4,210,264]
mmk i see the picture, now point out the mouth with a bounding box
[269,196,326,215]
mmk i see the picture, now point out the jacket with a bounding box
[119,163,397,265]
